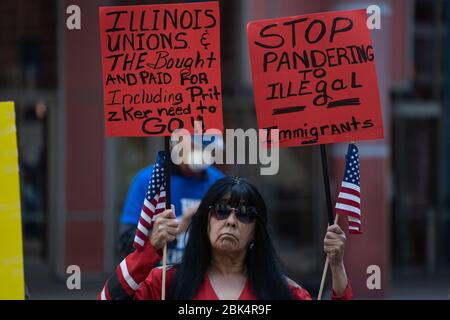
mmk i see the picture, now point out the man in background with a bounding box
[117,135,225,264]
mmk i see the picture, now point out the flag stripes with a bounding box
[335,144,362,234]
[133,152,168,250]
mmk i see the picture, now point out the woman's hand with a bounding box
[323,224,346,267]
[150,205,179,250]
[323,223,348,297]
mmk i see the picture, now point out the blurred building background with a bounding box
[0,0,449,299]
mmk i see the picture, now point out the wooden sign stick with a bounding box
[162,136,172,300]
[317,141,354,300]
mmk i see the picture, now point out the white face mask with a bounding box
[187,162,210,173]
[186,149,211,173]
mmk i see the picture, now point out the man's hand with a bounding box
[150,205,179,250]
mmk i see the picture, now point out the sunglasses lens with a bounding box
[236,206,257,223]
[213,204,230,220]
[211,204,257,223]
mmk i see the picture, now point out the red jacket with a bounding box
[97,241,352,300]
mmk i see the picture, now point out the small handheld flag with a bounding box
[133,151,168,250]
[335,143,362,234]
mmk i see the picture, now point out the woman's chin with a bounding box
[215,239,239,252]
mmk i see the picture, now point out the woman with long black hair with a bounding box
[98,177,352,300]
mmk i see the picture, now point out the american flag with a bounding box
[335,143,362,234]
[133,151,168,250]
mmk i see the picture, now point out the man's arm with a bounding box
[117,167,152,257]
[117,223,136,258]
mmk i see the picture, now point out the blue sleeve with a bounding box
[120,167,151,225]
[207,166,225,182]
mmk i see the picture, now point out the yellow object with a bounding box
[0,102,24,300]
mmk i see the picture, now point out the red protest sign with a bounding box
[99,2,223,136]
[247,9,384,147]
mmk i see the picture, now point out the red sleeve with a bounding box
[287,279,353,300]
[134,266,177,300]
[290,286,313,300]
[286,278,313,300]
[331,281,353,300]
[97,241,163,300]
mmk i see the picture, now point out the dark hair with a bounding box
[168,177,293,300]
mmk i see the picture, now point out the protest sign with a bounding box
[99,1,223,136]
[247,9,384,147]
[0,102,24,299]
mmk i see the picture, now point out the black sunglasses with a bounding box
[209,204,258,224]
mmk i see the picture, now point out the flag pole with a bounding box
[317,144,335,300]
[317,142,354,300]
[162,136,172,300]
[319,144,334,226]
